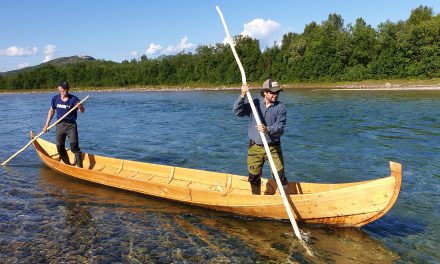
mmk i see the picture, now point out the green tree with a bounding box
[258,45,281,81]
[234,35,261,82]
[408,5,434,25]
[405,6,440,77]
[349,18,377,66]
[370,21,406,78]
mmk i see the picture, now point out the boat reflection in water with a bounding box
[39,167,399,263]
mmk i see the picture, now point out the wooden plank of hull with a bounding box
[184,175,395,225]
[31,132,402,227]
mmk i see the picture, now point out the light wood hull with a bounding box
[31,132,402,227]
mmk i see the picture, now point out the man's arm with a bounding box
[233,84,251,116]
[43,107,55,132]
[77,102,85,113]
[266,105,287,137]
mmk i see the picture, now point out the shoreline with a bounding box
[1,83,440,95]
[328,82,440,91]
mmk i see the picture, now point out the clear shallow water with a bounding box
[0,89,439,263]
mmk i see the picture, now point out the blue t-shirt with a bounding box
[51,94,80,122]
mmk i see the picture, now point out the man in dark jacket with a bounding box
[233,79,288,195]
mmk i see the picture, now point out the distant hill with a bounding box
[1,55,97,76]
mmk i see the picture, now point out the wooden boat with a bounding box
[31,131,402,227]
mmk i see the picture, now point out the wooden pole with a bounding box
[216,6,312,256]
[1,95,90,166]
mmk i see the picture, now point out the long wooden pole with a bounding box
[1,95,90,166]
[216,6,312,255]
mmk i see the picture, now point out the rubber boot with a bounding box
[264,182,275,195]
[251,184,261,195]
[74,152,83,168]
[57,145,70,165]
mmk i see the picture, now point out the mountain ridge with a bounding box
[1,55,97,76]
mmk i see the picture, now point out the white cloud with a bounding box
[146,43,163,56]
[241,19,281,48]
[145,36,195,56]
[18,62,29,69]
[161,36,195,55]
[43,44,56,62]
[0,46,38,56]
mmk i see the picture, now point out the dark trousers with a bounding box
[56,121,80,154]
[247,140,287,186]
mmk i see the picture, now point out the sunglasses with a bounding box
[267,91,280,95]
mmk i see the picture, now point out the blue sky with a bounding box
[1,0,439,72]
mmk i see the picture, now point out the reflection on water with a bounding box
[8,166,395,263]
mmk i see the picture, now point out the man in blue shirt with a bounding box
[43,81,85,167]
[233,79,288,195]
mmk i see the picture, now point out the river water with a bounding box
[0,89,439,263]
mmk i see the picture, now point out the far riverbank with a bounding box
[1,79,440,94]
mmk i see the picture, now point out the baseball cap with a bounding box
[262,79,282,92]
[59,81,70,89]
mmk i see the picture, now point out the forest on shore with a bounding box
[0,5,438,90]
